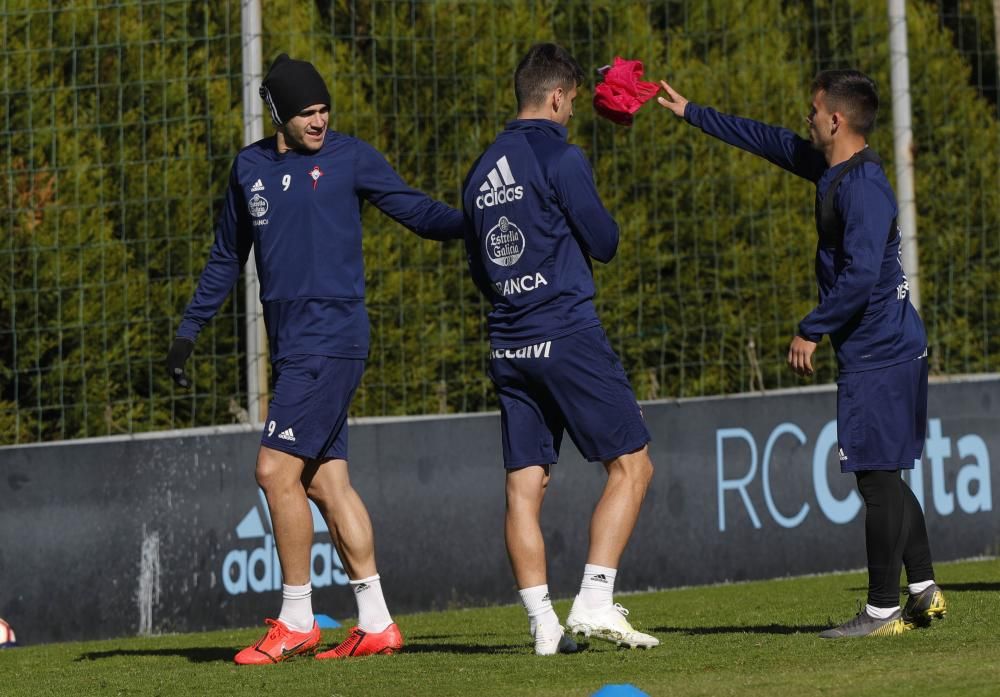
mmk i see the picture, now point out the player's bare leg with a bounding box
[588,447,654,568]
[505,465,550,588]
[505,464,576,655]
[233,446,320,664]
[308,458,402,659]
[257,446,313,583]
[567,446,659,648]
[305,458,376,579]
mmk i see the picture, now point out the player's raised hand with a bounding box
[656,80,688,118]
[166,337,195,388]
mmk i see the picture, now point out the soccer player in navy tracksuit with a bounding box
[462,44,659,655]
[657,70,947,637]
[166,54,465,663]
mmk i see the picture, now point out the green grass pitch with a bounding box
[1,558,997,697]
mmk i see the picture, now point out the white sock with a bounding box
[865,603,900,619]
[277,582,314,632]
[576,564,617,610]
[519,584,559,637]
[351,574,393,633]
[908,579,935,594]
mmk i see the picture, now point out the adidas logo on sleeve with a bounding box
[476,155,524,209]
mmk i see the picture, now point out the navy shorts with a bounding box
[261,354,365,461]
[488,326,650,469]
[836,355,928,473]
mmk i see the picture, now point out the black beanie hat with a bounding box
[259,54,331,125]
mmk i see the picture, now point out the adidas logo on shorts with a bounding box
[278,428,296,442]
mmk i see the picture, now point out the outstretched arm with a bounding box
[656,79,826,183]
[355,140,465,241]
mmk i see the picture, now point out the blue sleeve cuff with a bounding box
[797,322,823,343]
[176,319,202,343]
[684,102,701,126]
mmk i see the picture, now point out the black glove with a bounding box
[166,337,195,388]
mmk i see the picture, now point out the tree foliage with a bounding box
[2,0,997,444]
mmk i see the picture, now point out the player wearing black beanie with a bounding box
[259,53,332,125]
[168,53,466,665]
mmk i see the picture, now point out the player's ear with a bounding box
[552,86,564,114]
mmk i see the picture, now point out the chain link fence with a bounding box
[2,0,998,444]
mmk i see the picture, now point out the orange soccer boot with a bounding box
[315,623,404,659]
[234,618,321,665]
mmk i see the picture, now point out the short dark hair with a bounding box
[514,43,585,111]
[811,70,879,136]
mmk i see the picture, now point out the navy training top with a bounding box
[176,131,465,361]
[685,103,927,373]
[461,119,619,347]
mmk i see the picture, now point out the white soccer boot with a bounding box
[532,622,578,656]
[566,600,660,649]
